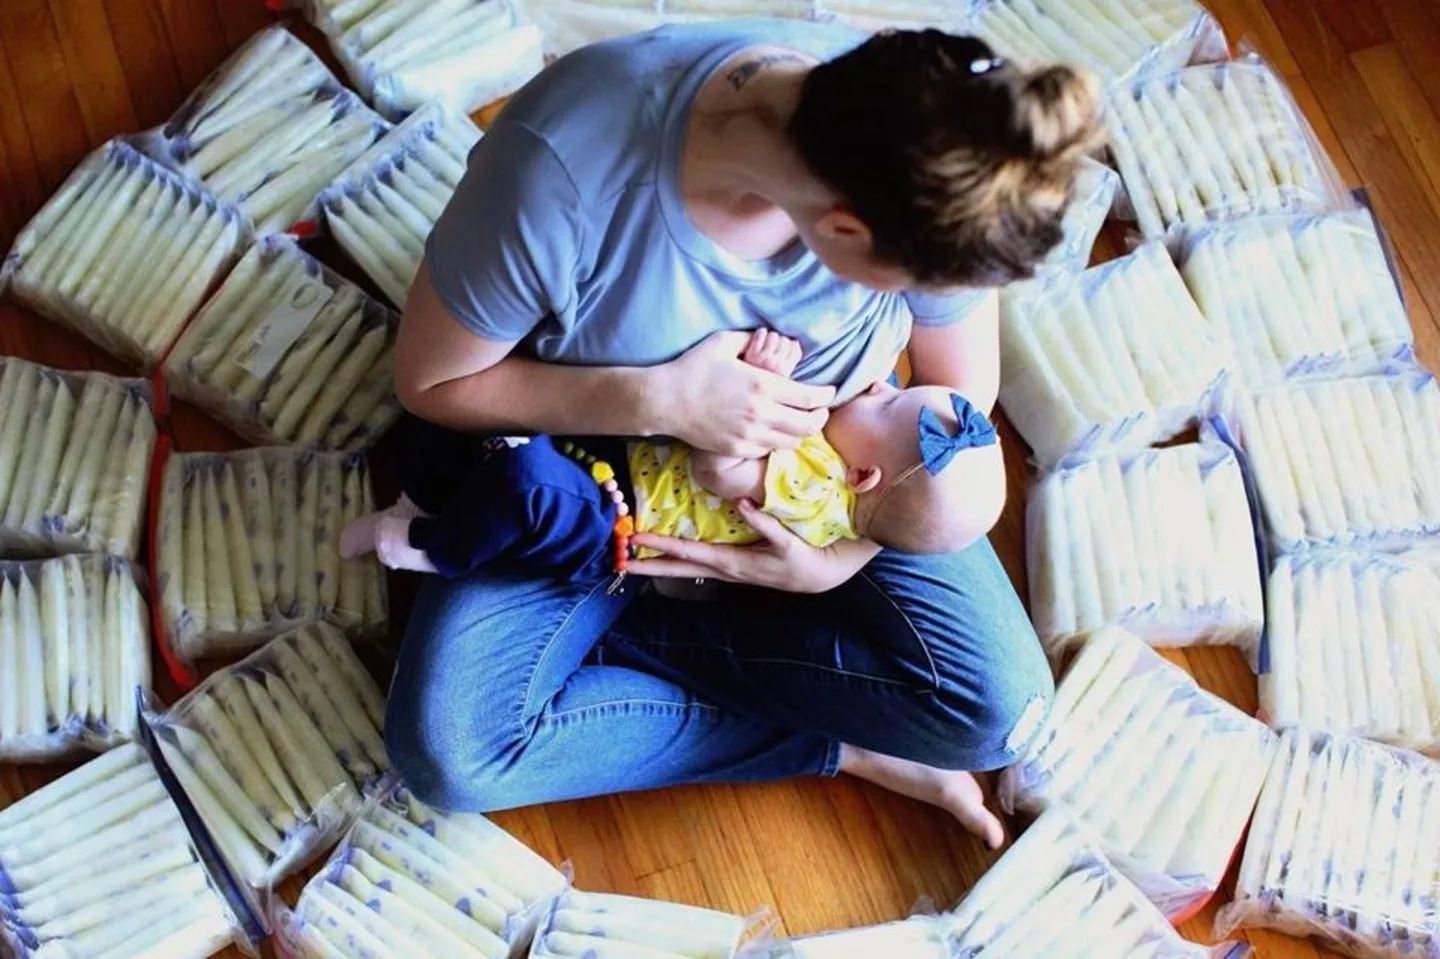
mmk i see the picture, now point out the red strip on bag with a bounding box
[146,434,199,690]
[1167,824,1249,928]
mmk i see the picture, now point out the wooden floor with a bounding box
[2,1,1439,957]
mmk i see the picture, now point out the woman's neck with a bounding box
[680,50,831,262]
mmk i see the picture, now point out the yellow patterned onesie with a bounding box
[627,435,858,551]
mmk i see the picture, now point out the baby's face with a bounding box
[824,380,958,489]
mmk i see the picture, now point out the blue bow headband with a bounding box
[918,394,998,475]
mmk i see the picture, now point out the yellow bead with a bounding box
[592,461,615,483]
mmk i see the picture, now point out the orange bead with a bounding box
[615,516,635,537]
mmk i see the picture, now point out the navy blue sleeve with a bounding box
[409,484,613,580]
[522,484,617,579]
[408,490,533,579]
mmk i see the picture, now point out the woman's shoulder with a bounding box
[498,20,863,197]
[491,39,683,200]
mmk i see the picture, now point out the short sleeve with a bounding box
[424,120,584,341]
[904,288,994,328]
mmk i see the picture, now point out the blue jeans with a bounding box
[385,541,1053,811]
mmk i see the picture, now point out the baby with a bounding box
[341,330,1002,579]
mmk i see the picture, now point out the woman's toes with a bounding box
[837,746,1008,849]
[939,779,1007,850]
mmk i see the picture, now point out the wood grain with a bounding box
[1,3,1438,958]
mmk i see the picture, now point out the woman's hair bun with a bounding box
[789,31,1107,287]
[1012,65,1105,163]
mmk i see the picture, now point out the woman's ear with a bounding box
[847,464,883,494]
[816,209,873,246]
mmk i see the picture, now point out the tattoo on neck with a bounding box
[727,53,806,90]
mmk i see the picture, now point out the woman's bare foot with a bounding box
[838,744,1007,850]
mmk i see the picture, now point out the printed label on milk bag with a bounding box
[239,272,334,378]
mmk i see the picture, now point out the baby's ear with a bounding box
[847,465,883,494]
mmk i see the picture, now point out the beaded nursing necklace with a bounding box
[561,441,634,590]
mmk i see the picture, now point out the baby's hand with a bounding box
[742,329,802,378]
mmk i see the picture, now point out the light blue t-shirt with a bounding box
[424,19,989,404]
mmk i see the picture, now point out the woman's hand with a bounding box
[652,332,835,457]
[629,500,881,593]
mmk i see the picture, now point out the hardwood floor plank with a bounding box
[742,780,901,936]
[1285,77,1360,187]
[168,398,248,452]
[1392,254,1440,364]
[100,0,185,127]
[1179,646,1260,716]
[1352,44,1440,218]
[1314,0,1390,53]
[1377,0,1440,117]
[45,0,139,146]
[1247,929,1335,959]
[1200,0,1299,76]
[819,777,920,918]
[861,786,1002,915]
[209,0,274,48]
[685,785,784,921]
[0,0,91,190]
[476,96,510,129]
[492,804,568,867]
[0,766,20,810]
[0,65,34,243]
[1265,0,1440,324]
[635,859,711,908]
[544,796,648,895]
[609,788,696,878]
[156,0,231,88]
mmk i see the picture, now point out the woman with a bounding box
[387,22,1102,848]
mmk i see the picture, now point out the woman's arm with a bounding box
[630,499,883,593]
[906,292,1001,414]
[395,264,656,435]
[395,265,836,456]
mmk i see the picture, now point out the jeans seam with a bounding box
[714,654,915,688]
[520,578,614,723]
[541,697,722,725]
[856,568,942,691]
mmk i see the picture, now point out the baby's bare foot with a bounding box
[339,495,427,560]
[374,515,438,573]
[839,744,1006,849]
